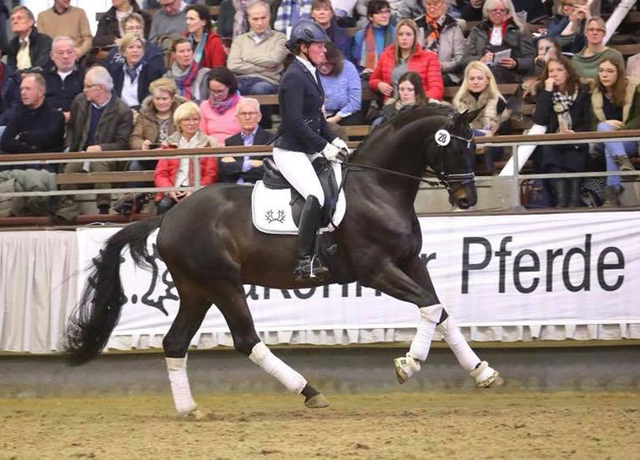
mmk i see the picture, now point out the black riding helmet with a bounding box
[285,19,331,53]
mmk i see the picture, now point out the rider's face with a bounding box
[304,42,326,66]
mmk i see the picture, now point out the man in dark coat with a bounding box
[0,72,65,171]
[43,36,85,120]
[221,98,271,184]
[6,6,52,70]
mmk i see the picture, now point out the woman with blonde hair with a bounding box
[462,0,535,83]
[107,33,166,109]
[453,61,507,172]
[572,16,623,79]
[154,101,219,215]
[369,18,444,103]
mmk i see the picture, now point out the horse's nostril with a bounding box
[458,198,469,209]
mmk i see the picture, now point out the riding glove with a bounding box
[321,142,342,161]
[331,137,350,157]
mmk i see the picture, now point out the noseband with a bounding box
[427,117,475,192]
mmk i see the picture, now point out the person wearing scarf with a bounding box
[350,0,395,74]
[198,67,243,145]
[164,37,210,103]
[462,0,535,84]
[185,4,225,69]
[415,0,465,85]
[532,56,591,208]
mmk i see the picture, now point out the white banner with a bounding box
[76,212,640,339]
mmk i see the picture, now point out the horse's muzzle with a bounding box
[450,182,478,209]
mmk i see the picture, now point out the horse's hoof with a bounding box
[182,407,212,421]
[479,371,504,388]
[394,353,420,384]
[305,393,330,409]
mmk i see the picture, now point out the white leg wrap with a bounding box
[408,304,442,361]
[436,315,481,371]
[166,356,197,415]
[249,342,307,394]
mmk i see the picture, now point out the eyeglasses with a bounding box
[237,111,260,117]
[587,27,605,33]
[181,117,200,124]
[425,1,443,8]
[84,83,100,89]
[489,8,508,14]
[54,50,75,56]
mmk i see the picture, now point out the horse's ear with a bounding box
[459,107,484,126]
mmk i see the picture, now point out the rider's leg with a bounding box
[273,148,328,279]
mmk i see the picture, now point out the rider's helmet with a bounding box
[285,19,331,52]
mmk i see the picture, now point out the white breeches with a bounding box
[273,147,325,207]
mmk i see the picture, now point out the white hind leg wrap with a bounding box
[436,315,480,371]
[408,304,442,361]
[166,356,197,415]
[249,342,307,394]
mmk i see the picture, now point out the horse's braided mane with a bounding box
[350,103,453,159]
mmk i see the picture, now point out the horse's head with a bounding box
[426,108,482,209]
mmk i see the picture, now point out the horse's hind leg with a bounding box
[162,292,211,420]
[213,282,329,409]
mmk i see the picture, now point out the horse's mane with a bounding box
[351,103,453,159]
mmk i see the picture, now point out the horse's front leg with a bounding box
[398,256,503,388]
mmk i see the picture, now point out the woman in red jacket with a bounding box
[369,18,444,103]
[154,101,219,215]
[185,4,225,69]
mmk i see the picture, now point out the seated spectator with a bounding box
[107,34,166,110]
[453,61,506,172]
[369,19,444,104]
[532,37,561,77]
[185,4,226,69]
[592,58,640,206]
[130,78,186,173]
[547,0,588,55]
[43,36,85,121]
[0,73,65,171]
[274,0,313,35]
[358,0,404,23]
[318,43,363,125]
[311,0,351,60]
[164,37,211,103]
[455,0,484,21]
[227,0,287,129]
[351,0,395,75]
[416,0,465,86]
[572,16,623,80]
[149,0,188,41]
[104,13,165,74]
[0,48,21,128]
[199,68,243,144]
[373,71,429,125]
[330,0,358,27]
[59,66,133,218]
[154,101,218,215]
[216,0,251,41]
[94,0,152,49]
[36,0,93,59]
[221,97,271,184]
[7,6,52,71]
[462,0,535,84]
[532,56,591,208]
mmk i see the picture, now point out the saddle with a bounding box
[251,157,347,235]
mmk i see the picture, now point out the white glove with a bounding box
[321,142,341,161]
[331,137,350,156]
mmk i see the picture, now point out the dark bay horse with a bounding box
[65,104,502,419]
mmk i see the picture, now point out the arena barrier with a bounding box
[1,211,639,353]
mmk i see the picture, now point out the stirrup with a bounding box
[469,361,503,388]
[294,255,329,281]
[394,353,420,384]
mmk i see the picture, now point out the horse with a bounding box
[64,104,502,420]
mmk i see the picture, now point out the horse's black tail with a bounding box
[64,216,163,365]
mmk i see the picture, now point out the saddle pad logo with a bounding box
[265,209,287,224]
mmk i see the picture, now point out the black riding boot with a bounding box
[568,178,583,208]
[551,179,569,208]
[294,195,329,281]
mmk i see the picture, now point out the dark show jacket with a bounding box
[221,127,272,183]
[6,27,53,70]
[43,64,85,112]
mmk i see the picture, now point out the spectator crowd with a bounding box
[1,0,640,220]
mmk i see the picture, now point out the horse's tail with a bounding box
[64,216,163,365]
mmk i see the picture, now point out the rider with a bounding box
[273,19,350,280]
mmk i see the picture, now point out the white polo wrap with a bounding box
[408,304,443,361]
[436,315,481,371]
[166,356,197,415]
[249,342,307,393]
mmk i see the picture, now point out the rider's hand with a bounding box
[321,142,341,161]
[331,137,350,159]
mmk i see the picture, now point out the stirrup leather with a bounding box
[394,353,421,384]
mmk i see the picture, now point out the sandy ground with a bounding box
[1,391,639,460]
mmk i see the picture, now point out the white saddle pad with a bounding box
[251,161,346,235]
